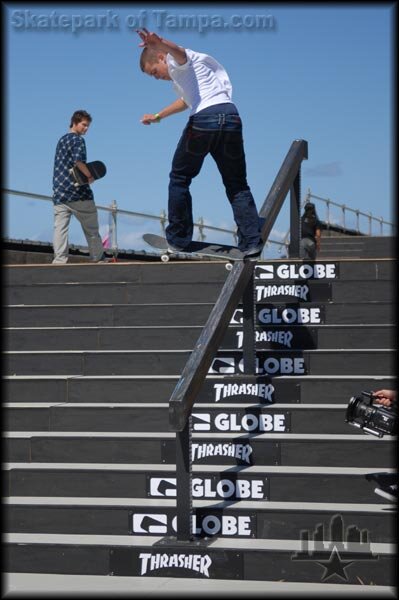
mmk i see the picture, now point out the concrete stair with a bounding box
[3,258,397,589]
[318,235,395,259]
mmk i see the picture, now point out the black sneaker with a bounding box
[242,243,263,258]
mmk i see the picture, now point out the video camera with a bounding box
[345,391,397,438]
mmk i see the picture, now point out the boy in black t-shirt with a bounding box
[300,202,321,260]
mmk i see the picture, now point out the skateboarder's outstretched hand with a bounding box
[140,113,161,125]
[137,28,163,50]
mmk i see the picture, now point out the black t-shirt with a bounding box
[301,216,321,241]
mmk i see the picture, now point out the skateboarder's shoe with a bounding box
[242,243,263,258]
[167,243,188,253]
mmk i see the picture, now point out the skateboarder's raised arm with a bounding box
[141,98,188,125]
[137,28,186,65]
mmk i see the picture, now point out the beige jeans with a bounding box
[53,199,104,264]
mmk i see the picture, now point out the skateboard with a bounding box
[143,233,247,270]
[70,160,106,187]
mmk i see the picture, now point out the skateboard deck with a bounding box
[143,233,245,266]
[70,160,106,187]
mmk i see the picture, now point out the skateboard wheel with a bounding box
[225,262,233,271]
[161,254,170,263]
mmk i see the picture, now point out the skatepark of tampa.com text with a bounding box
[10,9,276,35]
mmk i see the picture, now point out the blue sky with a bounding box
[4,3,395,252]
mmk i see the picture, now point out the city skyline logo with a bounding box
[291,513,379,582]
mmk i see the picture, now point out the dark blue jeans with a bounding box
[166,103,261,251]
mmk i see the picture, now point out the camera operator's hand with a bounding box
[373,389,397,408]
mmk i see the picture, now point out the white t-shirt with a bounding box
[166,48,233,115]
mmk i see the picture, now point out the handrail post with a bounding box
[175,416,193,542]
[326,200,331,230]
[160,210,167,236]
[198,217,206,242]
[242,266,257,374]
[110,200,118,257]
[288,170,301,257]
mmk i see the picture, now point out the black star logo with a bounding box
[315,547,355,582]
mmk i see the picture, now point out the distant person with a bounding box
[52,110,106,264]
[300,202,322,260]
[137,28,262,257]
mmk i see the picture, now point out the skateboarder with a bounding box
[137,29,263,257]
[52,110,106,264]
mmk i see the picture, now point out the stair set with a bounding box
[4,251,396,587]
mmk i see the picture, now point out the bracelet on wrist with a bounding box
[154,113,161,122]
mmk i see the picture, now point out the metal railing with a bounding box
[4,183,395,260]
[169,139,308,541]
[3,188,289,259]
[304,189,395,236]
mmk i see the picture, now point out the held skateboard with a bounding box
[70,160,107,187]
[143,233,248,271]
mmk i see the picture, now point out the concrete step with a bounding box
[318,237,395,259]
[4,497,395,542]
[4,348,395,376]
[4,533,395,584]
[254,259,395,281]
[4,572,395,597]
[318,239,366,259]
[3,403,368,435]
[5,279,395,305]
[4,281,226,305]
[6,301,395,328]
[5,303,214,327]
[4,262,229,286]
[4,374,394,404]
[254,280,394,303]
[4,324,394,351]
[4,463,395,504]
[4,431,394,468]
[4,258,396,285]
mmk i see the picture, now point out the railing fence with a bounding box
[5,186,393,261]
[304,189,395,236]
